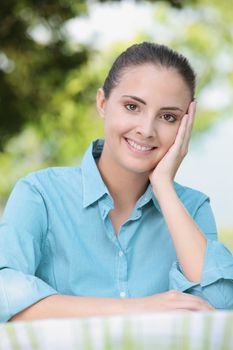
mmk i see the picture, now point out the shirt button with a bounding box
[119,251,123,257]
[120,291,126,298]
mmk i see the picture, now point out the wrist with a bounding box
[152,179,174,198]
[121,297,146,315]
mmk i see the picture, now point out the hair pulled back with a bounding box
[103,42,196,100]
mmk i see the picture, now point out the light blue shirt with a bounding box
[0,139,233,322]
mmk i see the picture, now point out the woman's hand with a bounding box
[129,290,214,313]
[149,101,196,189]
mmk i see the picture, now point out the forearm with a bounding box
[10,291,214,321]
[153,181,207,283]
[10,294,131,321]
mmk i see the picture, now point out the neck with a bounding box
[97,145,149,210]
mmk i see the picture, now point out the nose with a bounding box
[135,116,156,139]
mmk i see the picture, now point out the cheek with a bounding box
[159,124,179,148]
[104,119,120,134]
[104,113,132,134]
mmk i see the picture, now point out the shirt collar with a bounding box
[142,182,184,213]
[135,183,162,213]
[81,139,110,208]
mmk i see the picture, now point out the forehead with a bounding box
[111,64,191,105]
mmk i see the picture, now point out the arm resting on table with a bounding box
[10,294,128,321]
[10,290,215,321]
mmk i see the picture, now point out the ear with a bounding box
[96,88,106,119]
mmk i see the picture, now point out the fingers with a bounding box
[145,290,215,312]
[181,101,196,153]
[171,114,189,156]
[185,101,196,140]
[173,101,196,157]
[188,100,196,115]
[163,290,214,312]
[175,298,214,311]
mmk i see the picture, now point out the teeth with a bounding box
[127,139,153,151]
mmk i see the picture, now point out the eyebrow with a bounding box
[121,95,184,112]
[122,95,147,105]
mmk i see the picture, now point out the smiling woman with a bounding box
[97,63,190,176]
[0,42,233,322]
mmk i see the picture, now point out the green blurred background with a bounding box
[0,0,232,251]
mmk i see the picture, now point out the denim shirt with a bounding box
[0,139,233,322]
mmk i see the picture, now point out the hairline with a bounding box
[103,62,194,100]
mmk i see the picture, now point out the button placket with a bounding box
[117,248,128,298]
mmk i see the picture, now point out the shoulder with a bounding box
[17,166,82,195]
[174,182,217,237]
[24,166,81,181]
[174,181,210,212]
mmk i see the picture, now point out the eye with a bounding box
[160,113,177,123]
[125,103,138,111]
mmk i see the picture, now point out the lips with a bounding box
[125,138,156,153]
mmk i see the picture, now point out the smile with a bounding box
[125,138,156,153]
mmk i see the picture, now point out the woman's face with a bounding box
[96,64,192,175]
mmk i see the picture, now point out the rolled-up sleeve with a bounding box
[169,198,233,309]
[0,178,58,322]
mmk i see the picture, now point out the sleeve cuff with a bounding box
[169,239,233,291]
[0,269,58,322]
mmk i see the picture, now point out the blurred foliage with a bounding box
[0,0,233,229]
[0,0,89,147]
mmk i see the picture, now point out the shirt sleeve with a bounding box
[169,198,233,310]
[0,177,58,322]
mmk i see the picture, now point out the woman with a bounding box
[0,42,233,322]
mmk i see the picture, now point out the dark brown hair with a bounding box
[102,42,196,100]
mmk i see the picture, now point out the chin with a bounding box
[123,163,155,176]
